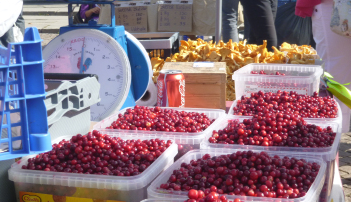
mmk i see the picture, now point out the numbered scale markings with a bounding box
[43,29,131,121]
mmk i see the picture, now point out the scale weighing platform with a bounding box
[42,0,152,121]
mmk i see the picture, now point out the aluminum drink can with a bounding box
[157,70,185,107]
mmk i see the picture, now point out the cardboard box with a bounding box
[162,62,226,110]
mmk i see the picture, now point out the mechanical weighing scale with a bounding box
[43,0,152,121]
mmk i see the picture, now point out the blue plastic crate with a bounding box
[278,0,296,7]
[0,27,51,161]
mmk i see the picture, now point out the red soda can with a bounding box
[157,70,185,107]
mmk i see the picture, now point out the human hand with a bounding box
[91,7,100,14]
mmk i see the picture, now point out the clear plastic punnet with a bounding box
[8,133,178,202]
[93,107,226,160]
[227,100,343,130]
[200,115,341,202]
[147,149,326,202]
[232,64,323,99]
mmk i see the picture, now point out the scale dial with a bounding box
[43,29,131,121]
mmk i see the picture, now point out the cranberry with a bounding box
[233,91,338,119]
[107,106,215,133]
[161,151,320,199]
[210,111,336,148]
[22,130,173,176]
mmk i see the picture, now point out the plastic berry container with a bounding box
[201,115,341,202]
[232,64,323,100]
[8,133,178,202]
[93,107,226,160]
[147,149,326,202]
[228,100,343,129]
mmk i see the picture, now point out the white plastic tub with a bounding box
[232,64,323,99]
[227,100,343,129]
[93,107,226,160]
[148,149,326,202]
[200,115,341,202]
[8,133,178,202]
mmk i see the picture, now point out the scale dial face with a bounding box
[43,29,131,121]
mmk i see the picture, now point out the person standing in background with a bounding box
[0,0,24,47]
[80,4,100,23]
[239,0,278,51]
[0,13,25,48]
[222,0,240,43]
[296,0,351,132]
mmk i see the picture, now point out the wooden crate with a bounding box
[162,62,226,110]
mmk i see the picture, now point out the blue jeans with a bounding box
[222,0,239,43]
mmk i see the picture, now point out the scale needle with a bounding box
[79,37,85,74]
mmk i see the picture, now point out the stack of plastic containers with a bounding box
[232,64,323,100]
[201,114,341,201]
[193,63,340,201]
[9,133,178,202]
[147,149,327,202]
[0,27,51,160]
[93,107,226,160]
[0,27,51,202]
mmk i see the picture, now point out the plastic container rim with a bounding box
[232,63,323,81]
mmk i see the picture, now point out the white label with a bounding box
[115,1,149,33]
[193,62,214,68]
[157,0,193,32]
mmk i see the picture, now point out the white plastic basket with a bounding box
[201,115,341,161]
[227,100,343,130]
[232,64,323,99]
[148,149,326,202]
[200,115,341,201]
[93,107,226,160]
[8,133,178,202]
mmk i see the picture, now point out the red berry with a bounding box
[188,189,198,199]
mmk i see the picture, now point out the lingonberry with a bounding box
[233,91,338,118]
[22,130,173,176]
[210,111,336,148]
[161,151,320,199]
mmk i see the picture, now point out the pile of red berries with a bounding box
[233,91,338,118]
[22,130,173,176]
[250,70,285,76]
[107,106,215,133]
[160,151,320,199]
[209,113,336,147]
[185,189,241,202]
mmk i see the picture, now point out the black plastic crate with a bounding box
[131,32,179,60]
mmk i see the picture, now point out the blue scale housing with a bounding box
[61,0,151,109]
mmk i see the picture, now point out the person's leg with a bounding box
[222,0,239,43]
[0,28,14,48]
[240,0,277,51]
[270,0,278,21]
[16,12,25,36]
[243,9,250,41]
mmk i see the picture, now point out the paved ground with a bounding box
[23,2,76,33]
[339,133,351,201]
